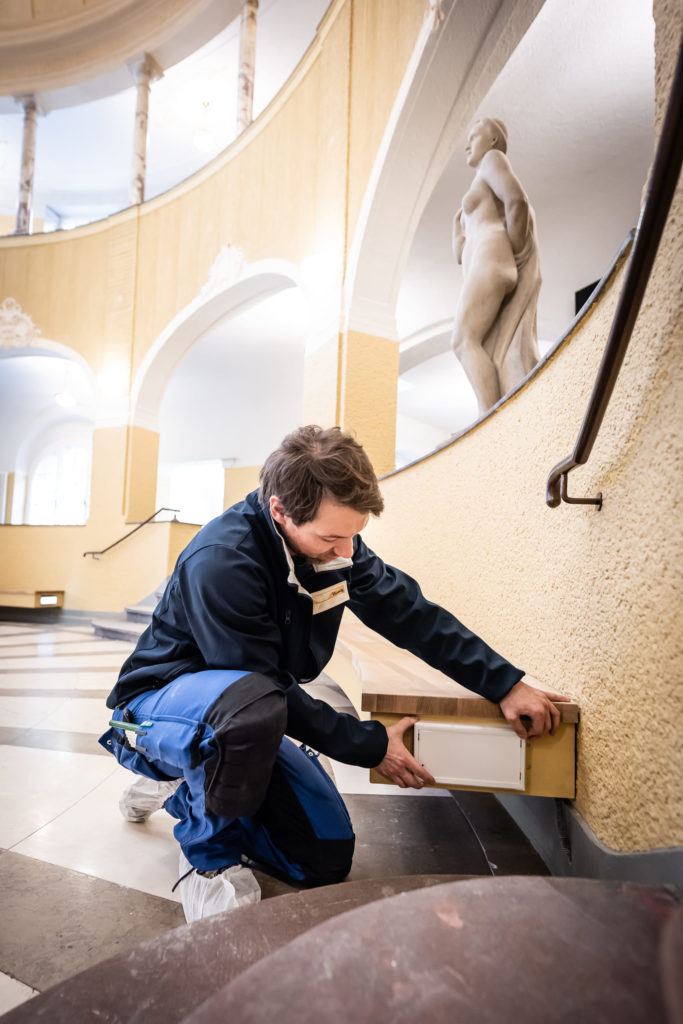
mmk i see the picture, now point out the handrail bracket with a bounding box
[560,474,602,510]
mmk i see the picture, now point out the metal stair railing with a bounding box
[546,40,683,509]
[83,508,180,559]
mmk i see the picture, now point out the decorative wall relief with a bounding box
[0,297,42,348]
[451,118,540,415]
[200,245,246,300]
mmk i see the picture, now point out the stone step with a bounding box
[189,877,682,1024]
[125,604,155,623]
[2,875,466,1024]
[91,617,147,642]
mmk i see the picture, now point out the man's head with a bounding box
[259,425,384,562]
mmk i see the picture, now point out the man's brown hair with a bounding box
[259,425,384,525]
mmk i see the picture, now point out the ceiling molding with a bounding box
[0,0,242,111]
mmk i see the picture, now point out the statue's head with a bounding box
[465,117,508,167]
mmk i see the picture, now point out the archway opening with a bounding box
[155,286,309,524]
[0,352,95,523]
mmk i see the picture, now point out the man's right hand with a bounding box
[374,717,436,789]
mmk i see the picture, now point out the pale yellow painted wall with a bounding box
[361,1,683,851]
[123,426,160,522]
[340,330,399,475]
[346,0,426,240]
[302,337,341,428]
[223,465,261,510]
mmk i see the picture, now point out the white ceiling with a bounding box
[158,287,308,466]
[395,0,655,462]
[0,0,330,226]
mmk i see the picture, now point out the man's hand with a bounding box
[375,717,436,789]
[499,677,571,739]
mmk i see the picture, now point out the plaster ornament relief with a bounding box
[451,118,541,416]
[200,245,246,300]
[0,297,42,348]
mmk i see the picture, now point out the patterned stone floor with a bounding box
[0,618,546,1015]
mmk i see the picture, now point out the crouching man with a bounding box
[100,425,567,921]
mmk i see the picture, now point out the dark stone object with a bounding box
[186,876,681,1024]
[2,875,464,1023]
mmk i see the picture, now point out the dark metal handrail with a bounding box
[546,40,683,509]
[83,508,180,559]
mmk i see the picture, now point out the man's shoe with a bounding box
[119,776,181,822]
[176,849,261,923]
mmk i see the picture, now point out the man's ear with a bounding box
[269,495,286,525]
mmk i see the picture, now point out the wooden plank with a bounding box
[369,712,576,799]
[362,691,579,725]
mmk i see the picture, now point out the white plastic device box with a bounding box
[414,721,526,791]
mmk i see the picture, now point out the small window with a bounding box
[27,444,90,525]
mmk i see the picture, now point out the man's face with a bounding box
[270,495,368,562]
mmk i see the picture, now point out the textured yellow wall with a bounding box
[362,0,683,851]
[340,330,399,475]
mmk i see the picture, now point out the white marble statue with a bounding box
[451,118,541,415]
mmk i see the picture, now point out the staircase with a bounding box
[91,583,165,643]
[5,875,678,1024]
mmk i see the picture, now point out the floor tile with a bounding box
[0,641,134,658]
[0,972,39,1014]
[0,695,67,731]
[0,653,129,672]
[30,695,111,735]
[13,767,183,902]
[0,726,109,757]
[0,633,102,648]
[0,850,184,992]
[0,687,110,699]
[0,672,119,691]
[0,746,118,848]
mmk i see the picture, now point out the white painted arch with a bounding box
[344,0,543,340]
[130,257,310,430]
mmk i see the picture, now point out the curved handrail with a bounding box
[546,39,683,509]
[83,508,179,559]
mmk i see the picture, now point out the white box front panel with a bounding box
[414,722,526,791]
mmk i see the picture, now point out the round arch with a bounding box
[130,258,307,429]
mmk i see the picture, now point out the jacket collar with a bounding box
[251,490,353,593]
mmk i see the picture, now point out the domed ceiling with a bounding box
[0,0,243,109]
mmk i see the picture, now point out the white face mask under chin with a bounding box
[310,555,354,573]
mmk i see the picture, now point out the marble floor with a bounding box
[0,618,546,1016]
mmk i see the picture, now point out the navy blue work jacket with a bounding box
[107,491,524,768]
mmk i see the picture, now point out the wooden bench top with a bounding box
[337,616,579,725]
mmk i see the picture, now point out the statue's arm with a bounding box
[480,150,529,255]
[452,207,465,264]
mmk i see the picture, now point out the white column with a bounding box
[128,54,162,205]
[236,0,259,134]
[15,95,38,235]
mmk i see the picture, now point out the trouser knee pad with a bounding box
[203,673,287,819]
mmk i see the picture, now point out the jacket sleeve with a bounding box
[285,684,388,768]
[348,538,524,703]
[178,545,388,767]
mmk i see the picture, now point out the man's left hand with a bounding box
[499,677,571,739]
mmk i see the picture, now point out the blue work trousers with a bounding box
[100,669,355,882]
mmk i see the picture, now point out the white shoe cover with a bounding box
[119,776,182,822]
[177,849,261,924]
